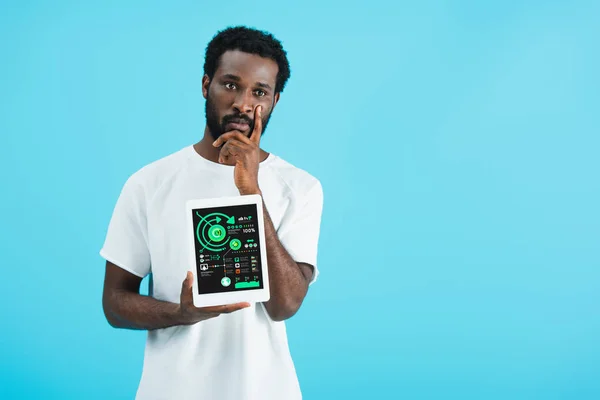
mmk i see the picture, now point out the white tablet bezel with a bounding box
[185,194,270,308]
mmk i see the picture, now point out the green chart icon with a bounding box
[208,225,226,242]
[230,239,242,250]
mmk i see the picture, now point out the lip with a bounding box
[225,121,250,131]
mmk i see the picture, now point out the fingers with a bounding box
[178,272,249,324]
[250,106,263,144]
[218,138,251,164]
[212,130,252,148]
[221,302,251,313]
[179,271,250,322]
[200,302,251,314]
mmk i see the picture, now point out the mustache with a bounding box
[222,114,253,125]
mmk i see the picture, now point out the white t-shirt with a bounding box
[100,145,323,400]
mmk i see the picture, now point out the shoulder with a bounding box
[266,154,323,203]
[120,146,193,200]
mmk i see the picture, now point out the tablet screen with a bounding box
[191,204,265,295]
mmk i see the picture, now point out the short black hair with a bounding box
[203,26,291,93]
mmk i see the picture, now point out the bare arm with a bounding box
[102,261,249,330]
[260,201,314,321]
[213,106,319,321]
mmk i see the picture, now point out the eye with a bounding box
[224,82,237,90]
[254,89,266,97]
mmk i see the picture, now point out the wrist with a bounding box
[175,304,193,326]
[239,186,262,196]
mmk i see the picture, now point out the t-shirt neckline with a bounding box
[187,145,275,171]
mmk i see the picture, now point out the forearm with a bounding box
[103,289,185,330]
[261,201,309,321]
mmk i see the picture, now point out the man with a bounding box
[100,26,323,399]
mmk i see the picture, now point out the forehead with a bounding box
[215,50,278,86]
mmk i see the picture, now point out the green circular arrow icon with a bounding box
[230,239,242,250]
[208,225,226,242]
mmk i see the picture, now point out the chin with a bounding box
[208,130,223,141]
[227,128,252,137]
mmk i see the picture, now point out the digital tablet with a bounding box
[186,194,270,308]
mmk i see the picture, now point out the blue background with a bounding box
[1,0,599,398]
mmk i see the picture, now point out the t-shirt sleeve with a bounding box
[277,180,324,285]
[99,174,151,278]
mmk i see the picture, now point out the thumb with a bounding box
[180,271,193,301]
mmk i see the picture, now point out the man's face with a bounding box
[203,50,280,141]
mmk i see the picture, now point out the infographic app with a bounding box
[191,204,264,295]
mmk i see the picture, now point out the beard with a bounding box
[205,89,273,141]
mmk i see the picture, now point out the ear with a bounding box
[272,92,281,109]
[202,75,210,99]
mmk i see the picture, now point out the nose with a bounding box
[232,89,254,115]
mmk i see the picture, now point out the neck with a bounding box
[193,126,270,164]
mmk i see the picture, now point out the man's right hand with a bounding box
[179,271,250,325]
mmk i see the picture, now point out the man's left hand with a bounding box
[212,106,263,195]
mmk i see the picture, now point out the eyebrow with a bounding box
[221,74,273,91]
